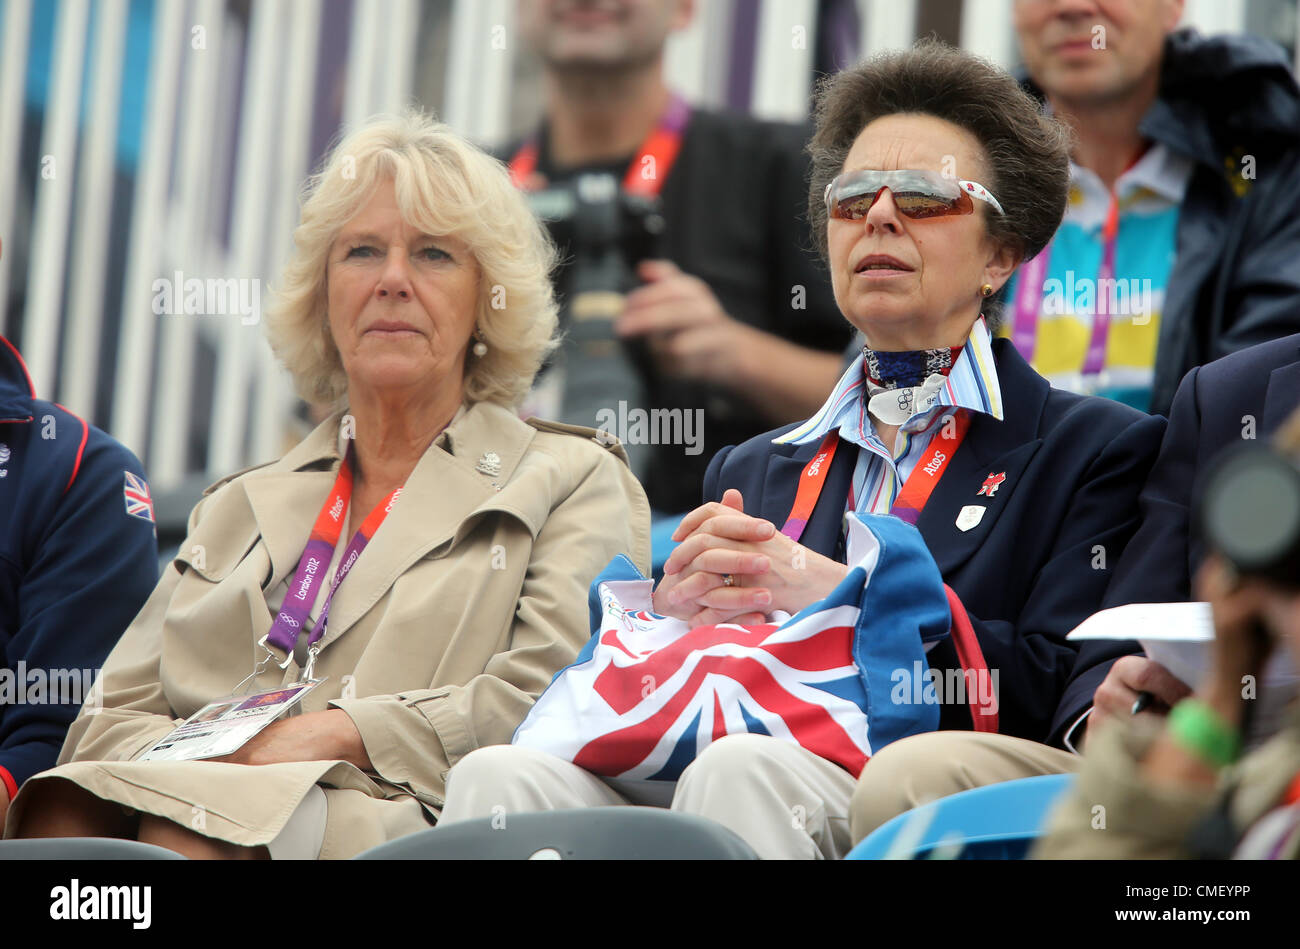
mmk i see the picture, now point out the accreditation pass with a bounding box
[138,680,325,762]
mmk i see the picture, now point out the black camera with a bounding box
[524,172,666,477]
[1196,442,1300,586]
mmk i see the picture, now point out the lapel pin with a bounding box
[977,472,1006,497]
[956,505,986,532]
[476,451,502,477]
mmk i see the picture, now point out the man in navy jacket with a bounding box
[848,334,1300,844]
[0,325,158,824]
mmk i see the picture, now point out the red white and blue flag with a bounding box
[514,514,954,782]
[123,471,155,524]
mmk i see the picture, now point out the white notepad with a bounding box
[1068,602,1299,749]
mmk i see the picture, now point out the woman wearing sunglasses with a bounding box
[637,41,1168,857]
[438,41,1167,859]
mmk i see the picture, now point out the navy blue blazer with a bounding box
[1055,333,1300,742]
[703,337,1166,745]
[0,337,158,794]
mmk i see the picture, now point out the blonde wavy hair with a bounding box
[265,110,559,408]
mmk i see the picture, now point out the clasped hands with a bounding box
[651,489,849,627]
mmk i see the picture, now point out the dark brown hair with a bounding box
[808,40,1072,274]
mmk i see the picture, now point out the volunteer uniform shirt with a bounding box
[0,335,159,797]
[1000,144,1193,411]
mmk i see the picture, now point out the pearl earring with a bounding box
[472,338,488,357]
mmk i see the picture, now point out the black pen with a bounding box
[1131,691,1155,715]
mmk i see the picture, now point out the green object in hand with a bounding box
[1167,699,1241,769]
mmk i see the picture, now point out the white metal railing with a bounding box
[207,0,288,476]
[23,0,89,394]
[443,0,515,147]
[152,0,224,485]
[959,0,1015,68]
[665,0,722,107]
[752,0,817,120]
[62,0,127,417]
[111,0,184,463]
[859,0,918,56]
[1184,0,1249,35]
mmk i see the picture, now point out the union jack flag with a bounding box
[123,471,155,524]
[514,515,953,782]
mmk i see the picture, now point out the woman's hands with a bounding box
[652,489,849,627]
[208,709,371,771]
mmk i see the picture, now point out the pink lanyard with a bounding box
[1011,217,1117,377]
[1012,150,1144,376]
[265,448,401,653]
[509,94,690,198]
[781,411,971,542]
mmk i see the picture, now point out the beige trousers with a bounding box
[848,730,1081,845]
[442,735,858,859]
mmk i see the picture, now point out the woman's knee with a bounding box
[678,734,787,787]
[12,778,134,840]
[136,814,266,859]
[849,732,984,840]
[447,744,533,793]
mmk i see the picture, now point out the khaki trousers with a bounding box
[848,730,1080,845]
[442,735,858,859]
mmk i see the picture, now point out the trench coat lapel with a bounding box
[235,402,539,652]
[240,417,345,587]
[313,401,538,650]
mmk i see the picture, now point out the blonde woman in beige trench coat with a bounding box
[2,112,650,859]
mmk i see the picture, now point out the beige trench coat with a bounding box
[4,400,650,857]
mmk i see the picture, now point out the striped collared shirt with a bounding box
[774,318,1005,518]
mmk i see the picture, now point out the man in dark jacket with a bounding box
[506,0,852,514]
[0,246,158,822]
[1002,1,1300,417]
[848,334,1300,846]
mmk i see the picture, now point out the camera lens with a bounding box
[1200,446,1300,579]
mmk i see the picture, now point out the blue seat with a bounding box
[0,838,188,860]
[846,773,1076,860]
[353,806,758,860]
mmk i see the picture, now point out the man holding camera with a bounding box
[510,0,852,514]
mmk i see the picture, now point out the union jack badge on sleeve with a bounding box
[123,471,155,524]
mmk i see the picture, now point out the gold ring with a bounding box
[722,574,735,587]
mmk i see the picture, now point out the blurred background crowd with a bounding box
[3,0,1298,550]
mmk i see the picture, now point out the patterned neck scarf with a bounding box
[861,345,966,427]
[862,346,965,390]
